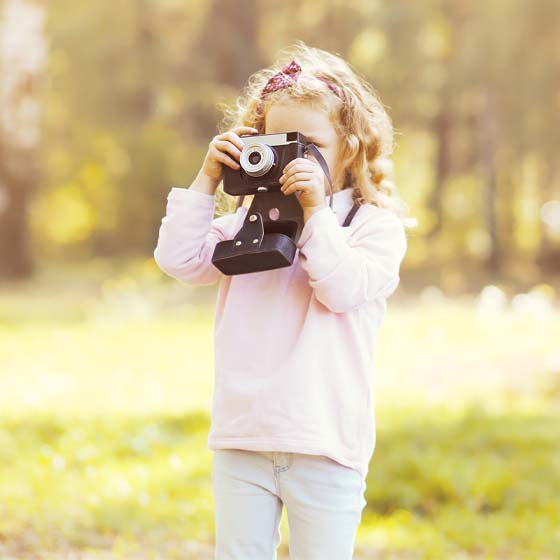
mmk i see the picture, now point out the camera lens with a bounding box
[240,142,275,177]
[249,152,262,165]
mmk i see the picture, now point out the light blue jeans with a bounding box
[212,449,367,559]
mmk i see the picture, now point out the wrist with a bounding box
[303,203,328,223]
[191,171,219,195]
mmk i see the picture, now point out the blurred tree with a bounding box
[0,0,555,285]
[0,0,47,279]
[189,0,262,136]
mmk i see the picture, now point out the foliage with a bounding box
[2,0,559,278]
[0,260,558,558]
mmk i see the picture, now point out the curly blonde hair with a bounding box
[214,41,417,230]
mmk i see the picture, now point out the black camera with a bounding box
[223,131,308,196]
[211,131,333,276]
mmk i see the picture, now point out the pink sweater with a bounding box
[154,186,407,480]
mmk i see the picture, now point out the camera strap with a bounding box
[304,143,335,210]
[234,142,361,226]
[342,202,360,227]
[306,143,360,227]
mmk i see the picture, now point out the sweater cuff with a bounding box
[296,206,353,280]
[168,186,216,206]
[296,206,336,248]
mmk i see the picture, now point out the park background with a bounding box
[1,0,559,558]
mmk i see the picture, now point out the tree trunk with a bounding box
[190,0,262,136]
[0,0,47,280]
[0,155,33,279]
[426,106,452,239]
[536,156,560,273]
[477,86,501,273]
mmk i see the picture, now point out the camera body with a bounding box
[222,131,309,196]
[211,131,317,276]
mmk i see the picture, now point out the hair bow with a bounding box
[256,58,345,115]
[261,59,302,95]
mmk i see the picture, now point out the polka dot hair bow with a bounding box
[256,58,346,114]
[262,59,302,95]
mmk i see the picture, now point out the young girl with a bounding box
[154,42,415,559]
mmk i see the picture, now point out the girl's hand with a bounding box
[200,125,259,186]
[279,156,327,210]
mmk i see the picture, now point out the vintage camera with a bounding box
[211,131,333,276]
[224,131,308,195]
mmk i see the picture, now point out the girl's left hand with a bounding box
[279,157,327,210]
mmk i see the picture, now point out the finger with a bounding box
[282,177,314,196]
[233,125,259,134]
[281,165,319,187]
[282,183,310,197]
[282,164,317,182]
[283,158,318,176]
[231,126,260,145]
[218,131,247,152]
[212,147,241,170]
[214,139,242,162]
[283,157,309,174]
[280,170,315,191]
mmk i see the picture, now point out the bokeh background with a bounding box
[1,0,559,558]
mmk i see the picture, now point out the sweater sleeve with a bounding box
[153,187,239,286]
[295,205,407,313]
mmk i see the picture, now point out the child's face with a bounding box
[264,101,344,194]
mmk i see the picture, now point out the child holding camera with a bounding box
[154,42,414,559]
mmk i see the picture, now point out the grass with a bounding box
[0,257,559,559]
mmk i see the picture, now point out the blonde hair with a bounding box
[214,41,417,230]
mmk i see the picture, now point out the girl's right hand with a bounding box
[200,125,259,185]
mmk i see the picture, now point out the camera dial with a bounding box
[240,142,276,177]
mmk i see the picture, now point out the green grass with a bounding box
[0,258,559,559]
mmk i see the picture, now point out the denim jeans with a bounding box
[212,449,367,559]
